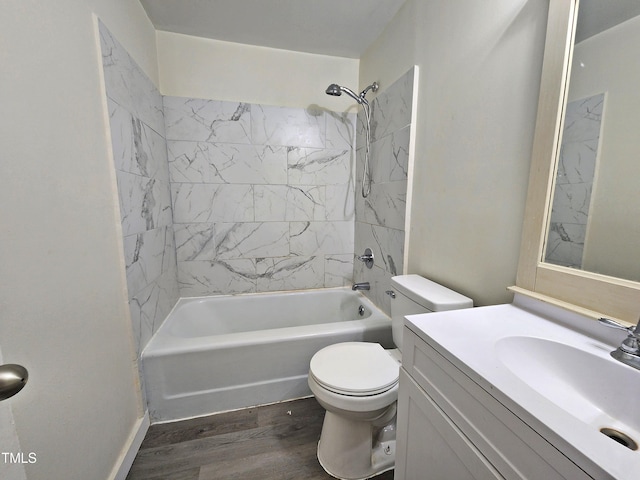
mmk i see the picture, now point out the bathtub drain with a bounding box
[600,427,638,451]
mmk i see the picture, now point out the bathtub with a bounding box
[142,287,393,422]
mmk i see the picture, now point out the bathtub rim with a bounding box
[142,286,390,357]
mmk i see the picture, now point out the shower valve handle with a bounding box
[357,248,374,269]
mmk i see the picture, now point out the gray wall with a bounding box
[360,0,549,305]
[1,3,155,479]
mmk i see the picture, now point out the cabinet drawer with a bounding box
[402,326,592,480]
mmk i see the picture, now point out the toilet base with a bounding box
[316,410,396,480]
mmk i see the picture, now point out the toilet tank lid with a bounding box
[391,275,473,311]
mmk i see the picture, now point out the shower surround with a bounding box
[99,22,357,355]
[100,21,179,358]
[165,97,356,297]
[354,68,415,314]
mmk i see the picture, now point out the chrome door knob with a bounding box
[0,364,28,401]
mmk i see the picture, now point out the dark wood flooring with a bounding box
[126,397,395,480]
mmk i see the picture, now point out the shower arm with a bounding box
[360,83,378,98]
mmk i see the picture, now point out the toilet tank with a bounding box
[390,275,473,350]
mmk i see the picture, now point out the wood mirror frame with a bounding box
[512,0,640,324]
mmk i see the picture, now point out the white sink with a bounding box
[405,295,640,479]
[496,336,640,441]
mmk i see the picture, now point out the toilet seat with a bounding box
[309,342,399,397]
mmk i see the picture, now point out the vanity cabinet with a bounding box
[395,326,593,480]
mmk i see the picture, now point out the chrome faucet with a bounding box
[352,282,370,291]
[598,317,640,370]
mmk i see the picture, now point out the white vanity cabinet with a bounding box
[395,325,594,480]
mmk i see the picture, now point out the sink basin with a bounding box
[496,336,640,438]
[405,298,640,479]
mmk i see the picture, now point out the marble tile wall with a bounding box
[100,21,416,350]
[99,21,179,357]
[354,68,414,314]
[164,97,357,296]
[545,93,604,268]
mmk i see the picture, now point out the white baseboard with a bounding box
[110,411,150,480]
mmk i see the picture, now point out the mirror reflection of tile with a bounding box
[545,92,604,269]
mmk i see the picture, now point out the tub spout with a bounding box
[352,282,370,291]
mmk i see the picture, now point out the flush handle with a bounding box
[0,364,28,401]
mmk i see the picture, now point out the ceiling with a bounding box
[140,1,640,58]
[139,0,407,59]
[576,0,640,43]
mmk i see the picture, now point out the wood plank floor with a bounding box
[126,397,395,480]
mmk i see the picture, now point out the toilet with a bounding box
[308,274,473,480]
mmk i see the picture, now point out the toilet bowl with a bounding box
[308,275,473,480]
[308,342,400,479]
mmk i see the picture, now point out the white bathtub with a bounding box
[142,287,393,422]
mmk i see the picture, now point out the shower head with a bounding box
[325,82,379,105]
[325,84,342,97]
[325,84,362,103]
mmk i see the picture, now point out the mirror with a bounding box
[543,0,640,283]
[515,0,640,323]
